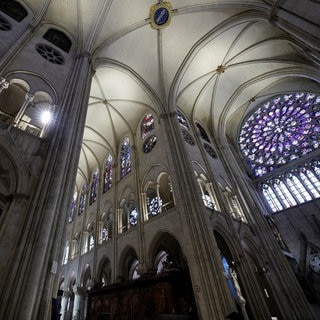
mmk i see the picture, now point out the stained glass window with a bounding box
[177,110,189,129]
[146,189,162,217]
[120,137,131,179]
[78,184,86,216]
[262,184,283,212]
[239,93,320,178]
[102,226,107,242]
[69,192,77,223]
[129,208,138,226]
[89,169,98,205]
[196,123,210,142]
[260,160,320,212]
[141,114,155,139]
[103,155,112,193]
[143,135,157,153]
[182,130,195,145]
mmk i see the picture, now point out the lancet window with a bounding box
[78,184,86,216]
[89,169,98,205]
[103,155,113,193]
[120,137,131,179]
[261,162,320,212]
[68,191,77,222]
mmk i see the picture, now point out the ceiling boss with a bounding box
[149,1,173,29]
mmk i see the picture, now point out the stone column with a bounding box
[72,286,85,320]
[60,291,71,320]
[80,291,89,320]
[13,92,34,125]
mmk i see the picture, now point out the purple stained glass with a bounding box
[103,155,112,193]
[89,170,98,205]
[177,110,189,129]
[239,93,320,177]
[78,184,86,215]
[120,137,131,179]
[141,114,155,139]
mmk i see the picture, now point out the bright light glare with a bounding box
[41,110,52,124]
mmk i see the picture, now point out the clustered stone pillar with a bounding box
[72,286,85,320]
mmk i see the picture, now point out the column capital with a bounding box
[73,285,86,295]
[0,77,9,92]
[62,290,73,298]
[25,93,34,101]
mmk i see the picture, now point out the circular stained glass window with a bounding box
[204,143,217,158]
[35,44,65,65]
[182,130,195,145]
[239,93,320,177]
[143,135,157,153]
[0,15,11,31]
[154,7,169,26]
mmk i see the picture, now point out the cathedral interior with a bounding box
[0,0,320,319]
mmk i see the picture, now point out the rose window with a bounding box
[239,93,320,178]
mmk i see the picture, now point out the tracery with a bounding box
[239,93,320,212]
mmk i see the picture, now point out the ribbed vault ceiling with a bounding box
[22,0,320,190]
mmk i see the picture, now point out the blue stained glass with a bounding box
[129,208,138,225]
[154,7,169,25]
[78,184,86,216]
[177,110,189,129]
[103,155,112,193]
[89,169,98,205]
[120,137,131,179]
[239,93,320,177]
[146,189,162,216]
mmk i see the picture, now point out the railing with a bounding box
[0,110,43,137]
